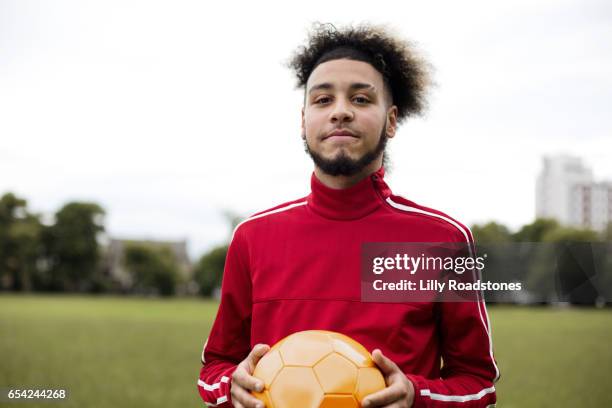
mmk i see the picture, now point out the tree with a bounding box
[471,221,513,243]
[43,202,105,291]
[193,244,228,297]
[123,244,179,296]
[0,193,44,291]
[191,209,243,297]
[541,226,599,243]
[470,222,516,302]
[543,226,601,305]
[513,218,560,242]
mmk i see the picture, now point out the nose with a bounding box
[330,98,354,124]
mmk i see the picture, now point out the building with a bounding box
[572,182,612,231]
[536,155,612,230]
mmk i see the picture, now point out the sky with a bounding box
[1,0,611,259]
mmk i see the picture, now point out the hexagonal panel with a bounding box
[313,353,358,393]
[329,333,373,368]
[279,331,333,366]
[354,367,386,403]
[270,367,323,408]
[253,349,284,389]
[319,394,359,408]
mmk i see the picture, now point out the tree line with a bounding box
[2,191,610,300]
[471,219,612,305]
[0,192,225,297]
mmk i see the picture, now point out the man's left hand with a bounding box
[361,349,415,408]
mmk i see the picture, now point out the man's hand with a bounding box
[230,344,270,408]
[361,349,415,408]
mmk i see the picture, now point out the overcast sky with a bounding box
[1,0,611,258]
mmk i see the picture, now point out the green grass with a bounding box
[490,306,612,407]
[0,295,611,407]
[0,294,218,408]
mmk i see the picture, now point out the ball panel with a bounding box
[269,367,324,408]
[319,394,359,408]
[355,367,386,403]
[279,331,333,366]
[329,333,374,368]
[253,349,284,389]
[313,353,358,393]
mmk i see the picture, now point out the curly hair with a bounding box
[287,22,431,123]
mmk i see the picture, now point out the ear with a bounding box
[385,105,398,139]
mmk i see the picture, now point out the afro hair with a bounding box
[287,22,432,123]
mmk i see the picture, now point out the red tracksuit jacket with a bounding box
[197,167,499,407]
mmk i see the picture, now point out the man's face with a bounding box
[301,59,397,176]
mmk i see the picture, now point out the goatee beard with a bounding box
[304,126,388,177]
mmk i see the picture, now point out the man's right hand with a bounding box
[230,344,270,408]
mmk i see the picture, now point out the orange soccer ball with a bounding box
[251,330,386,408]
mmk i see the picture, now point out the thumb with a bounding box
[371,349,399,376]
[247,344,270,371]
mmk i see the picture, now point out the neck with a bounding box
[314,157,383,189]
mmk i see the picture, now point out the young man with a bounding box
[197,23,499,408]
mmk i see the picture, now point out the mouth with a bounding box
[323,129,359,141]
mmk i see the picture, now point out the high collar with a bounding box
[307,167,393,220]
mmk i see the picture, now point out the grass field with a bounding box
[1,295,611,407]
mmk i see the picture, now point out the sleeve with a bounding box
[406,301,499,407]
[405,230,500,408]
[197,227,253,407]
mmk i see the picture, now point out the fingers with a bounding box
[231,344,271,408]
[372,349,400,376]
[230,383,264,408]
[362,350,406,407]
[234,343,270,391]
[246,343,271,372]
[232,365,264,392]
[361,382,407,408]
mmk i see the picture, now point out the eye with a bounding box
[314,96,332,105]
[353,96,370,104]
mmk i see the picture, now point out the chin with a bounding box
[324,150,358,161]
[328,146,359,158]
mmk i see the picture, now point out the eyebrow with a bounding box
[308,82,377,95]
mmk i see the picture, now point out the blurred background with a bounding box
[1,0,611,407]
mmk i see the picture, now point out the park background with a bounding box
[1,0,611,407]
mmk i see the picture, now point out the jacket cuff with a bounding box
[222,365,238,407]
[405,374,426,408]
